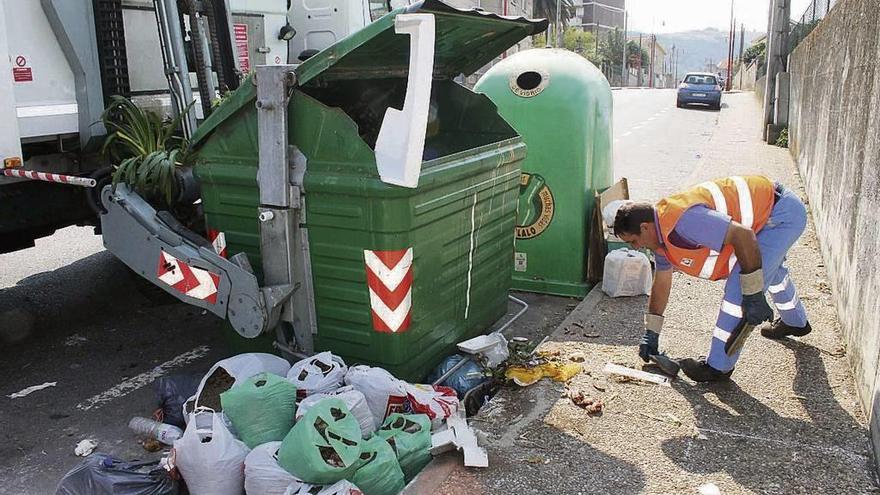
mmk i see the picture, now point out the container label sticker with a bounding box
[514,252,528,272]
[515,173,555,239]
[509,69,550,98]
[233,24,250,73]
[12,55,32,82]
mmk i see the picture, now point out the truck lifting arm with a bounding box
[100,183,292,338]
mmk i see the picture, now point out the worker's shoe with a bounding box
[678,357,733,383]
[760,318,812,340]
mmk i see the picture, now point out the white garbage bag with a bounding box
[244,442,304,495]
[295,386,375,438]
[602,248,653,297]
[174,407,250,495]
[286,352,347,400]
[286,480,363,495]
[185,353,292,421]
[344,366,407,429]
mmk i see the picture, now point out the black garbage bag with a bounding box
[55,453,178,495]
[153,374,200,428]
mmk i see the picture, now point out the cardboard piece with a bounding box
[588,178,630,284]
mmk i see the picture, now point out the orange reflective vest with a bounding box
[655,176,776,280]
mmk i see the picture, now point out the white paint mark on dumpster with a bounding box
[7,381,57,399]
[464,191,477,320]
[76,346,210,411]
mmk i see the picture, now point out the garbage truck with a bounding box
[0,0,411,254]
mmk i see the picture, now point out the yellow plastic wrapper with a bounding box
[505,362,583,386]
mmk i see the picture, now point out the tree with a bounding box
[743,39,766,66]
[533,0,576,45]
[626,40,650,69]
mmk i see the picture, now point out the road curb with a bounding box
[401,286,606,494]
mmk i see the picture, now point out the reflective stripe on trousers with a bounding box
[706,187,809,372]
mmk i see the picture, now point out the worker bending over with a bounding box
[610,175,811,382]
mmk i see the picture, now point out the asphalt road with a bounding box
[0,87,722,493]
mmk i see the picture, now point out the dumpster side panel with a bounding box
[305,143,523,382]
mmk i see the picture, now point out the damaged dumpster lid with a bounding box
[191,0,546,146]
[295,0,548,85]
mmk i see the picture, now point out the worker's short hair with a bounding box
[613,202,655,237]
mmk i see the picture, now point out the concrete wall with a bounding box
[734,61,758,91]
[755,75,766,103]
[787,0,880,465]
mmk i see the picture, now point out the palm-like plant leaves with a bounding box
[102,95,194,205]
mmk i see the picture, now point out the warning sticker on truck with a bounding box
[233,24,250,74]
[12,55,32,82]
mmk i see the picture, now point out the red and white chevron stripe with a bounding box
[207,228,227,258]
[364,248,413,333]
[156,251,220,304]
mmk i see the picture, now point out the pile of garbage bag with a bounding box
[58,351,492,495]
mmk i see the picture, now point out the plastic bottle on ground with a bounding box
[128,416,183,445]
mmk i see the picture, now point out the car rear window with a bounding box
[684,75,717,85]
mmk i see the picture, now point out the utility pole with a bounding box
[738,23,745,89]
[637,34,643,86]
[649,34,656,88]
[555,0,562,47]
[621,8,627,87]
[763,0,790,141]
[726,1,735,91]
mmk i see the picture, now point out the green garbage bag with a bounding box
[351,436,405,495]
[277,397,364,484]
[220,372,298,448]
[376,414,431,482]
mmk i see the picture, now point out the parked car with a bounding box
[677,73,722,110]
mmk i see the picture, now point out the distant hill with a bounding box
[632,28,764,76]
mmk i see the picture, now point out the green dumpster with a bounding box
[188,1,547,381]
[475,48,614,298]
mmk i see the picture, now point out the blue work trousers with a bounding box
[706,187,809,372]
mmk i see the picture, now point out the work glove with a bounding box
[740,269,774,326]
[638,314,664,363]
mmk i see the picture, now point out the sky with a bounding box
[625,0,814,34]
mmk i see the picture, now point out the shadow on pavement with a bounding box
[661,338,873,493]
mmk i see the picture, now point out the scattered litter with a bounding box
[457,332,509,368]
[692,426,708,440]
[592,380,607,392]
[141,438,162,452]
[506,362,583,386]
[603,363,670,386]
[569,352,586,363]
[567,390,603,414]
[572,321,584,328]
[583,333,601,338]
[698,482,722,495]
[602,248,652,297]
[7,381,57,399]
[128,416,183,445]
[523,455,546,464]
[74,439,97,457]
[405,383,459,427]
[436,412,489,468]
[64,334,88,347]
[637,412,682,426]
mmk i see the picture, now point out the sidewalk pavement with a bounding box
[407,93,879,494]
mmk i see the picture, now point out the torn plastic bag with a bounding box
[351,436,405,495]
[277,398,365,485]
[427,355,488,398]
[404,383,459,428]
[602,248,652,297]
[344,366,407,429]
[286,480,363,495]
[153,374,200,428]
[221,373,298,448]
[376,413,432,482]
[55,453,178,495]
[296,385,375,438]
[286,352,347,401]
[173,407,250,495]
[244,442,304,495]
[185,353,292,419]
